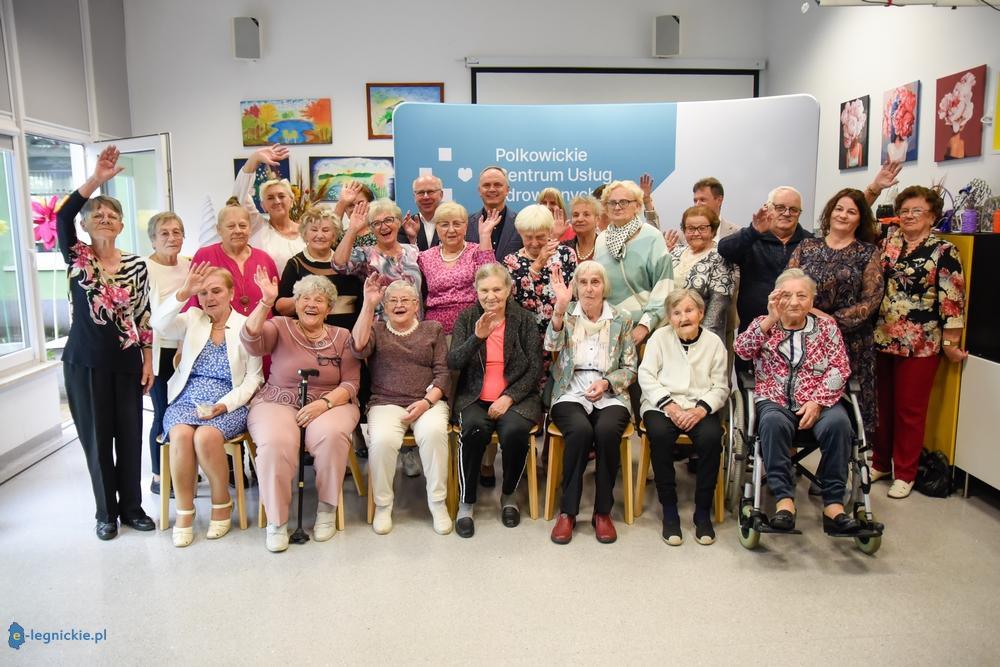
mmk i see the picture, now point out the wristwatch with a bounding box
[942,340,955,347]
[321,396,334,410]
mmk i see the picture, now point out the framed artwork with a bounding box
[935,64,987,162]
[993,73,1000,154]
[233,157,290,210]
[309,156,395,202]
[838,95,869,170]
[880,81,920,164]
[366,83,444,139]
[240,98,332,146]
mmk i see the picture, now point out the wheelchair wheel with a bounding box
[853,508,882,555]
[725,393,747,518]
[738,503,760,550]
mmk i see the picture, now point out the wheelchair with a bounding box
[722,371,884,554]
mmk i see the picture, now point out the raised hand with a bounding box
[349,199,370,235]
[401,212,420,242]
[550,207,569,240]
[872,160,902,193]
[664,229,681,251]
[362,272,386,306]
[177,261,214,301]
[339,181,362,206]
[550,269,573,312]
[533,239,559,271]
[478,208,502,240]
[254,265,278,305]
[474,310,503,339]
[639,173,654,204]
[765,288,787,321]
[254,144,289,166]
[751,203,772,234]
[92,145,125,184]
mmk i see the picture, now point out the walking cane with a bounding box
[290,368,319,545]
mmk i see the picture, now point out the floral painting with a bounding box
[309,156,395,202]
[366,83,444,139]
[934,65,987,162]
[839,95,869,170]
[241,98,332,146]
[233,157,290,210]
[881,81,920,164]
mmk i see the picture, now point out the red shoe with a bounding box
[550,513,576,544]
[592,513,617,544]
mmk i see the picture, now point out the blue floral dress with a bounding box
[161,340,248,440]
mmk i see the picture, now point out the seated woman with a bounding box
[733,269,859,534]
[153,264,263,547]
[448,263,543,538]
[545,262,637,545]
[669,206,736,342]
[638,289,729,546]
[351,277,452,535]
[241,270,361,552]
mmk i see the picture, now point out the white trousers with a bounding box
[367,402,450,507]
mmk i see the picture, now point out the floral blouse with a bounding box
[503,245,577,335]
[669,246,735,341]
[875,227,965,358]
[336,243,423,319]
[787,238,883,333]
[56,191,152,373]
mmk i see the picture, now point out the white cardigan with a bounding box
[638,326,730,416]
[151,292,263,413]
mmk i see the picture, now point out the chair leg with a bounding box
[621,436,634,525]
[634,435,651,518]
[243,435,267,529]
[336,486,345,531]
[544,435,563,521]
[349,447,366,496]
[446,432,458,520]
[159,443,171,530]
[366,466,375,524]
[227,442,248,531]
[527,432,539,520]
[258,502,267,529]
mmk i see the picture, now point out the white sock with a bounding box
[458,502,474,520]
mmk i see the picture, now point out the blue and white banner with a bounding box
[393,95,819,230]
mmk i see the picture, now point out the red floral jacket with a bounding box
[734,315,851,409]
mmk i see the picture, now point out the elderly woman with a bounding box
[545,262,637,545]
[448,263,543,538]
[565,195,602,264]
[351,277,452,535]
[189,201,279,317]
[670,206,736,342]
[275,203,365,330]
[417,202,498,337]
[537,187,572,241]
[874,185,966,499]
[146,211,191,495]
[595,180,673,347]
[787,188,884,449]
[639,289,729,546]
[242,270,361,552]
[56,145,154,540]
[152,264,263,547]
[502,204,577,336]
[734,269,859,534]
[335,198,422,318]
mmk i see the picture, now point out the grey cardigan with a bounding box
[447,300,543,424]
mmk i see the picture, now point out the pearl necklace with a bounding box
[386,319,419,337]
[303,247,333,263]
[439,243,468,263]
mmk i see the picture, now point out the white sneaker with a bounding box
[266,523,289,552]
[372,505,393,535]
[314,510,337,542]
[429,500,453,535]
[401,448,422,478]
[871,467,891,483]
[888,479,914,499]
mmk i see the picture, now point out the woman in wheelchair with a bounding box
[638,289,729,546]
[733,269,860,535]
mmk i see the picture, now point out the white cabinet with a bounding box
[955,355,1000,492]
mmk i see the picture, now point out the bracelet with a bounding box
[942,339,955,347]
[864,186,879,199]
[259,300,275,309]
[422,397,434,408]
[321,396,333,410]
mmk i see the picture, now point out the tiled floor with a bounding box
[2,422,999,665]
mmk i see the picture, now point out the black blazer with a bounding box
[397,218,439,251]
[465,206,522,264]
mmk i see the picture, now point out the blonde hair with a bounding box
[216,199,250,229]
[205,267,234,290]
[298,203,341,244]
[514,204,554,234]
[259,179,294,203]
[367,198,402,223]
[433,202,468,224]
[537,187,566,212]
[600,180,642,206]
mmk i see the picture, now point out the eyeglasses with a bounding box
[898,208,928,218]
[370,216,398,228]
[684,225,713,235]
[385,297,416,306]
[317,354,340,367]
[606,199,637,210]
[414,189,441,197]
[770,204,802,217]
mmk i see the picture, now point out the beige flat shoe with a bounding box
[207,500,232,539]
[870,467,891,483]
[888,479,914,499]
[314,510,337,542]
[172,507,195,548]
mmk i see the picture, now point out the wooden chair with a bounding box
[543,421,635,524]
[366,429,459,524]
[158,431,258,531]
[634,421,726,524]
[449,423,540,520]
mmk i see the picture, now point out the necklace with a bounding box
[575,235,596,261]
[439,243,468,263]
[386,319,419,337]
[304,247,333,263]
[296,319,327,341]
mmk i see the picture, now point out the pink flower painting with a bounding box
[838,95,869,170]
[881,82,920,164]
[935,65,987,162]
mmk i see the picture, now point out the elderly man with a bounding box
[400,174,445,250]
[465,166,522,261]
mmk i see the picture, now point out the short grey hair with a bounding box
[767,185,802,205]
[665,288,705,313]
[514,204,554,233]
[384,279,419,301]
[574,260,610,298]
[146,211,185,243]
[298,203,341,244]
[474,262,513,290]
[367,198,402,223]
[479,165,509,184]
[774,268,816,296]
[570,194,603,219]
[292,275,338,305]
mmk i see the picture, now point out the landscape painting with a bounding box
[241,98,332,146]
[309,156,395,202]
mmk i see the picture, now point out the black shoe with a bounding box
[694,519,716,545]
[501,505,520,528]
[823,512,861,535]
[122,513,155,531]
[661,517,683,546]
[456,517,475,538]
[770,509,796,531]
[96,520,118,540]
[808,481,823,496]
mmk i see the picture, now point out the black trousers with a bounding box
[147,347,176,476]
[643,410,722,514]
[64,361,145,523]
[550,401,630,516]
[458,400,532,504]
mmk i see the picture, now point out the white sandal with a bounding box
[173,507,195,548]
[207,500,233,539]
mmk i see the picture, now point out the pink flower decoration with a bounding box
[31,195,59,250]
[840,99,867,147]
[937,72,976,134]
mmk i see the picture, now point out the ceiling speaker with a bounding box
[233,17,261,60]
[653,15,680,58]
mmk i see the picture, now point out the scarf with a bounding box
[604,216,643,261]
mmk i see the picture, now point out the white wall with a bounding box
[123,0,767,252]
[765,1,1000,220]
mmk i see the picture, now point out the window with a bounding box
[0,148,29,362]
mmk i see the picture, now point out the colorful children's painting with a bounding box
[233,157,291,210]
[309,156,395,202]
[934,64,987,162]
[880,81,920,164]
[366,83,444,139]
[241,98,332,146]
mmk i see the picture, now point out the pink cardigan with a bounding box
[734,314,851,408]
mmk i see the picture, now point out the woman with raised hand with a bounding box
[669,206,736,342]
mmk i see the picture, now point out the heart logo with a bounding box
[457,167,473,182]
